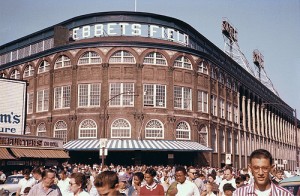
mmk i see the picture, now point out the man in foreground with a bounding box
[234,149,292,196]
[28,169,62,196]
[94,171,125,196]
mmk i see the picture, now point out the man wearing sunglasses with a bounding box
[234,149,292,196]
[187,166,204,194]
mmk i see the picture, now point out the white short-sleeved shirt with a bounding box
[18,177,35,194]
[176,180,200,196]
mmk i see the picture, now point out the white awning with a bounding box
[63,139,212,152]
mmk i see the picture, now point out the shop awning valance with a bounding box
[10,148,69,159]
[0,148,15,160]
[64,139,212,152]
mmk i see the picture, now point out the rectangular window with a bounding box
[109,83,134,106]
[54,86,71,109]
[37,89,49,112]
[227,131,232,154]
[174,86,192,110]
[234,105,238,123]
[219,98,225,118]
[211,95,217,116]
[227,103,232,121]
[197,90,208,113]
[27,93,33,114]
[143,84,166,107]
[78,83,101,107]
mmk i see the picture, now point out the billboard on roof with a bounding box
[0,78,27,135]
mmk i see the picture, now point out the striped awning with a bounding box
[10,148,69,159]
[64,139,212,152]
[0,148,15,160]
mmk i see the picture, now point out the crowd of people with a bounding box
[0,149,297,195]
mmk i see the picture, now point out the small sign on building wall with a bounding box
[225,154,231,165]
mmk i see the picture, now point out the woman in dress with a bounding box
[140,168,164,196]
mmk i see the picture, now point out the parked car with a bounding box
[279,175,300,196]
[0,175,23,196]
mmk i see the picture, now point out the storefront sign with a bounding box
[0,135,63,148]
[71,22,189,46]
[0,78,26,135]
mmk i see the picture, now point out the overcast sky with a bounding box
[0,0,299,115]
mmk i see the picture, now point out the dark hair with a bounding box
[175,166,187,175]
[250,149,273,165]
[208,174,216,180]
[94,171,118,189]
[23,187,31,194]
[32,167,42,175]
[41,169,56,179]
[59,170,67,175]
[133,172,144,181]
[244,174,250,180]
[224,166,233,173]
[145,168,157,177]
[223,183,235,192]
[235,176,244,184]
[23,169,31,175]
[70,172,87,189]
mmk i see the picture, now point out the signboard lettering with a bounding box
[0,79,26,135]
[71,23,189,46]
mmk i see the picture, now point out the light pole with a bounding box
[262,103,299,169]
[100,91,139,166]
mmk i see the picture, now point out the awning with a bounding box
[10,148,69,159]
[0,148,15,160]
[64,139,212,152]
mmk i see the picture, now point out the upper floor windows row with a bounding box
[34,118,191,141]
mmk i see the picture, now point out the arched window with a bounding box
[78,51,101,65]
[54,120,68,144]
[111,118,131,138]
[55,55,71,69]
[23,65,34,78]
[109,50,135,63]
[79,119,97,138]
[198,61,208,74]
[144,52,167,65]
[198,126,208,146]
[10,69,20,79]
[37,122,47,137]
[38,60,50,73]
[174,56,192,70]
[211,127,217,152]
[145,119,164,139]
[176,121,190,140]
[0,73,6,78]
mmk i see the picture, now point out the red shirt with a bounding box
[140,183,164,196]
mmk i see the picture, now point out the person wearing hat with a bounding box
[118,175,130,195]
[223,183,235,196]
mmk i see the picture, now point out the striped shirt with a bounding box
[233,182,293,196]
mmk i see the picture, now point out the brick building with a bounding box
[0,11,298,168]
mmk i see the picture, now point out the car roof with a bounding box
[279,175,300,187]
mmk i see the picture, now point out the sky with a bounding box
[0,0,299,116]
